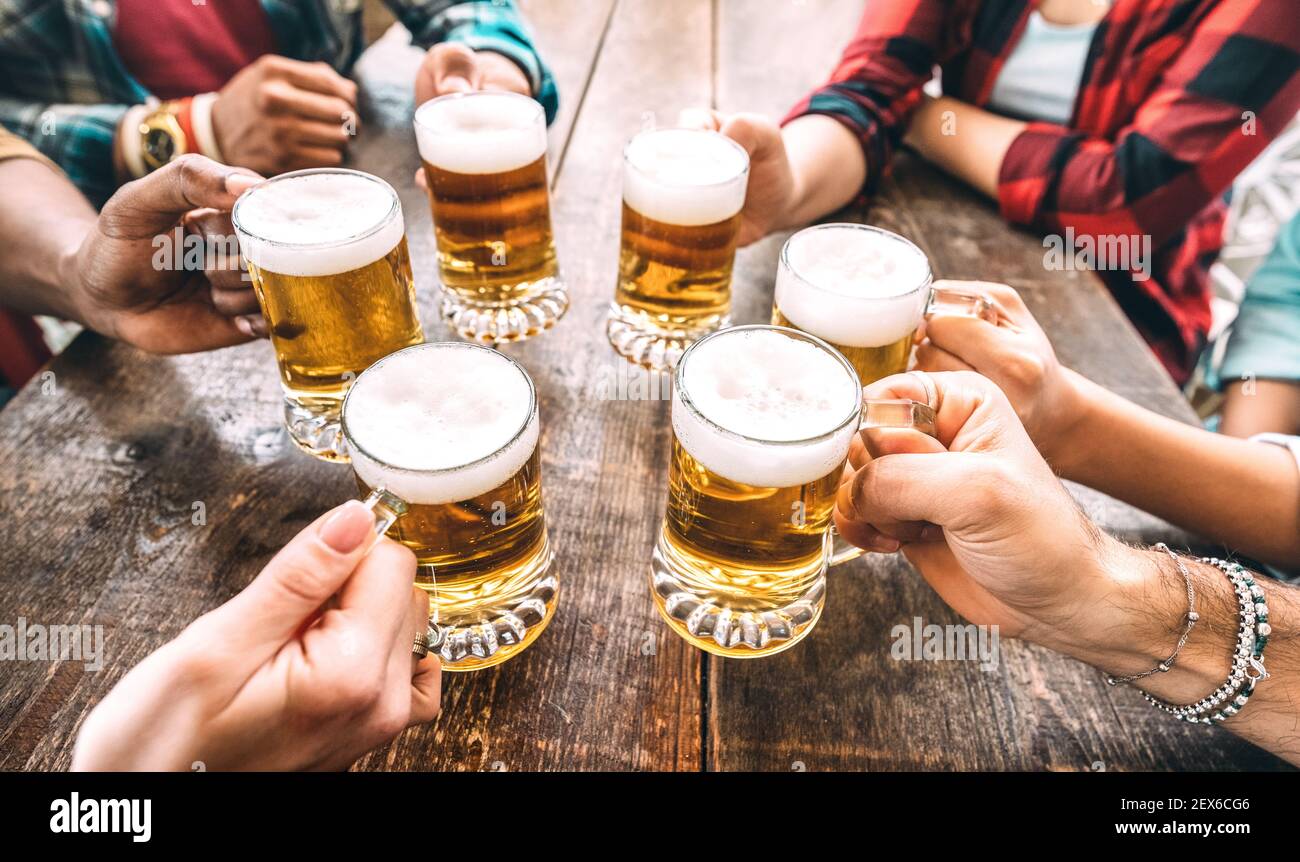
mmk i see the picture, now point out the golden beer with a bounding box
[233,169,423,462]
[342,342,556,671]
[652,325,862,657]
[773,223,996,386]
[771,306,914,385]
[608,128,749,371]
[415,92,566,344]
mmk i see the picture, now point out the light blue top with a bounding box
[988,12,1099,125]
[1220,211,1300,387]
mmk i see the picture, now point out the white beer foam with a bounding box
[345,343,539,505]
[414,92,547,175]
[234,171,404,277]
[776,225,931,348]
[674,328,859,487]
[623,129,748,227]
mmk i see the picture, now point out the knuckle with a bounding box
[334,670,386,714]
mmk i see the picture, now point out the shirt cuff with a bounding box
[997,121,1076,227]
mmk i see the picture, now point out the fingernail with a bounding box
[225,172,261,196]
[320,501,371,553]
[443,76,472,93]
[871,536,901,554]
[235,316,255,337]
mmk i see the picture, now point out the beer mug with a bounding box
[651,324,861,657]
[608,128,749,371]
[341,342,557,670]
[772,223,994,386]
[233,168,424,462]
[414,91,566,344]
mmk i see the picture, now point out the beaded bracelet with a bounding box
[1140,556,1270,725]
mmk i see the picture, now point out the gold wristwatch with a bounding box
[137,102,189,173]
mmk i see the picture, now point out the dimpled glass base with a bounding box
[650,531,826,658]
[606,304,729,371]
[440,276,568,345]
[283,396,348,463]
[424,542,559,671]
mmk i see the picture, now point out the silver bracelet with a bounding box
[1105,542,1198,686]
[1141,557,1270,725]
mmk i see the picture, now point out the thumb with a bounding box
[103,155,262,234]
[430,42,480,94]
[202,501,378,662]
[838,450,989,535]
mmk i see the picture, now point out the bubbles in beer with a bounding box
[345,344,539,505]
[673,328,859,488]
[234,171,404,277]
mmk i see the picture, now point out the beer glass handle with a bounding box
[361,487,408,545]
[829,399,939,567]
[925,286,996,323]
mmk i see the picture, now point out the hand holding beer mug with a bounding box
[915,281,1089,466]
[414,92,565,344]
[232,169,424,461]
[834,370,1131,641]
[773,224,995,385]
[608,128,750,370]
[341,342,557,670]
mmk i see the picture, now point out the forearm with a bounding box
[1221,380,1300,439]
[0,158,97,323]
[904,96,1024,201]
[1043,542,1300,765]
[778,114,868,230]
[1054,372,1300,567]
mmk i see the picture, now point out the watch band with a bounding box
[190,92,224,163]
[120,104,150,180]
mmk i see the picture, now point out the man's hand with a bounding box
[72,500,441,771]
[64,154,266,353]
[211,55,358,175]
[835,371,1122,643]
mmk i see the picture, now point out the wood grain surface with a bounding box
[0,0,1286,772]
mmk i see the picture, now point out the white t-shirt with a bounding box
[987,12,1099,125]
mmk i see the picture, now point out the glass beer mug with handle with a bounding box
[232,168,424,462]
[772,223,995,387]
[608,127,750,371]
[341,341,557,671]
[651,324,862,658]
[414,91,567,344]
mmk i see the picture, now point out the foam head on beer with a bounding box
[623,129,749,227]
[234,171,404,277]
[414,92,547,175]
[674,328,860,488]
[776,225,931,348]
[345,344,539,505]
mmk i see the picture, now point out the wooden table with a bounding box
[0,0,1287,771]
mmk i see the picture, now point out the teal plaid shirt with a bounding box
[0,0,557,206]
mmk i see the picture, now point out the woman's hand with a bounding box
[835,371,1128,644]
[72,501,440,771]
[915,281,1089,470]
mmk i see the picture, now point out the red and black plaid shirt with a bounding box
[787,0,1300,383]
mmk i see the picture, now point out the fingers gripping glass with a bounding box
[829,397,938,566]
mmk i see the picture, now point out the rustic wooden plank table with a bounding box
[0,0,1287,771]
